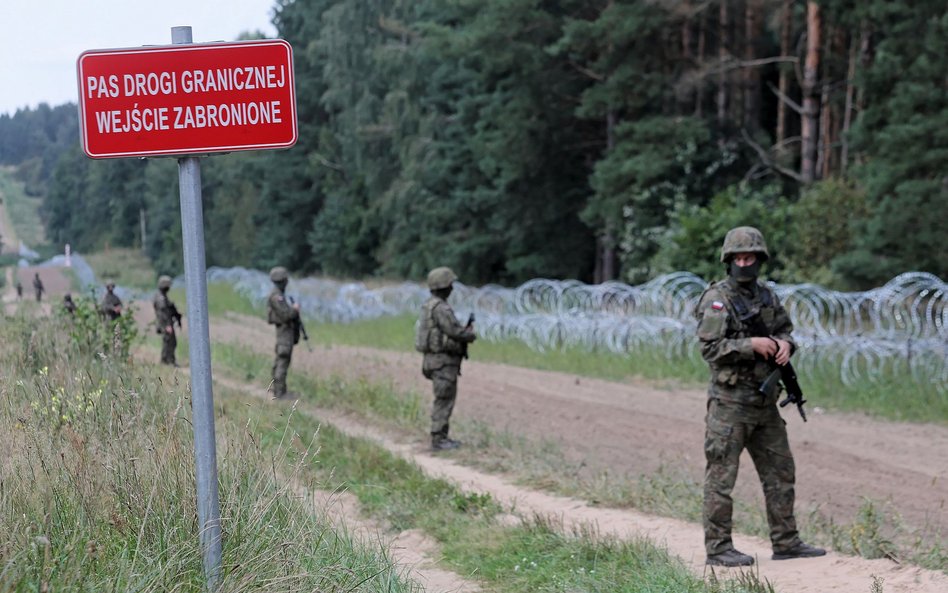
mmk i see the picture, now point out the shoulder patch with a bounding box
[711,301,724,310]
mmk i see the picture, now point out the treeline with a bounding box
[0,1,945,289]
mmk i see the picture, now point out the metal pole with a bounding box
[172,25,222,592]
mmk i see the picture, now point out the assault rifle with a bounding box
[461,313,475,360]
[761,352,807,422]
[287,296,311,351]
[168,302,183,329]
[733,296,808,422]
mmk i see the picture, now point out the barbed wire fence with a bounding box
[204,267,946,393]
[51,255,944,392]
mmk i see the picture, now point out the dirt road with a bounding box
[207,314,948,593]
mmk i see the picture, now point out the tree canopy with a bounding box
[1,0,944,288]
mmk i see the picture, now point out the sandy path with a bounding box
[4,266,72,315]
[208,372,481,593]
[204,313,948,593]
[305,482,480,592]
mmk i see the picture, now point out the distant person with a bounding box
[15,281,22,300]
[62,293,76,316]
[99,282,123,321]
[153,275,181,366]
[32,272,44,302]
[415,267,475,451]
[694,227,825,567]
[266,266,301,399]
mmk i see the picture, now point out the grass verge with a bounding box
[217,383,777,593]
[0,311,422,592]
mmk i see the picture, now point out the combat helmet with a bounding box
[269,266,288,282]
[427,267,457,290]
[720,226,769,263]
[158,275,172,290]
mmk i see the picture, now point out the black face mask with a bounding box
[729,260,761,284]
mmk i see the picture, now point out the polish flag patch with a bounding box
[711,301,725,311]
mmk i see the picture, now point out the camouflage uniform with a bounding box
[100,285,123,321]
[416,267,475,449]
[266,267,300,398]
[100,284,124,353]
[63,293,76,315]
[695,227,823,565]
[33,273,44,302]
[153,276,178,366]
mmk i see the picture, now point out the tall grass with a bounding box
[0,312,421,592]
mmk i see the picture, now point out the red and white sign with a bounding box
[77,40,297,158]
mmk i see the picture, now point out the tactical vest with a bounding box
[705,280,782,404]
[415,298,463,355]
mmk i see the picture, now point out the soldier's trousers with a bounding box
[703,398,801,555]
[429,365,459,438]
[161,330,177,365]
[271,343,293,396]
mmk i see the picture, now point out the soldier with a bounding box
[99,282,123,321]
[99,282,124,354]
[33,272,44,302]
[695,227,826,567]
[415,267,476,451]
[266,266,301,399]
[62,293,76,315]
[153,275,180,366]
[15,281,22,300]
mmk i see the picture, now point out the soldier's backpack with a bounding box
[414,307,431,353]
[415,300,440,353]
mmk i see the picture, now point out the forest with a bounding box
[0,0,944,289]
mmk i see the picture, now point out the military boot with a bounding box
[431,436,461,451]
[706,549,754,567]
[772,542,826,560]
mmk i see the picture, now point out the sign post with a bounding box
[178,156,222,588]
[173,25,221,590]
[77,28,297,591]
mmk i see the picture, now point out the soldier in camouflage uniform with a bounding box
[33,272,45,302]
[153,275,179,366]
[267,266,301,399]
[99,282,123,320]
[416,267,476,451]
[63,293,76,316]
[695,227,826,567]
[99,282,124,353]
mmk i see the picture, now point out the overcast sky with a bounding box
[0,0,278,116]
